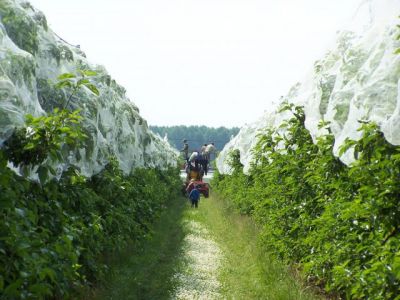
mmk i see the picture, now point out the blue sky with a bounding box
[29,0,360,127]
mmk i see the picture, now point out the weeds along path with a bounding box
[92,196,188,300]
[92,193,321,299]
[195,194,322,300]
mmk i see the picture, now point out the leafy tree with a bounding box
[0,70,182,299]
[212,103,400,298]
[149,125,240,154]
[3,71,98,184]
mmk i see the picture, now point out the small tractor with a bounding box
[182,165,210,198]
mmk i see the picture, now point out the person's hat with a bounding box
[183,139,187,142]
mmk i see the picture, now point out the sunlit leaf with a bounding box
[77,79,90,86]
[55,80,73,89]
[38,166,48,184]
[57,73,75,80]
[84,84,100,96]
[81,70,97,77]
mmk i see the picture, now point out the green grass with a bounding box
[90,197,188,300]
[88,193,323,300]
[191,194,323,300]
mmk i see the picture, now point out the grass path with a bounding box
[171,214,223,299]
[92,196,187,300]
[92,194,322,299]
[192,194,321,300]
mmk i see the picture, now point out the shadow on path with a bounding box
[92,197,187,300]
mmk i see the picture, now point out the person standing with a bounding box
[181,139,189,161]
[195,152,208,176]
[200,144,207,156]
[189,187,201,208]
[205,142,216,161]
[202,156,208,176]
[189,150,199,164]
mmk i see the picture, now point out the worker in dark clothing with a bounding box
[195,153,208,176]
[202,157,208,176]
[200,144,207,156]
[194,152,202,170]
[189,186,201,208]
[181,139,189,161]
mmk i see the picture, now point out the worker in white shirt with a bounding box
[200,144,207,156]
[205,143,216,161]
[189,151,199,163]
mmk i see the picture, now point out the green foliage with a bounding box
[55,71,100,109]
[3,71,98,184]
[213,103,400,299]
[47,44,74,66]
[37,78,67,112]
[1,53,36,89]
[3,109,85,168]
[95,179,187,300]
[212,162,254,215]
[0,153,181,299]
[0,67,181,299]
[0,2,39,55]
[192,195,319,300]
[226,149,243,174]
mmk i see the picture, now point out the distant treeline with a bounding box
[150,125,240,152]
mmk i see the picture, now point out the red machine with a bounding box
[185,180,209,198]
[182,166,210,198]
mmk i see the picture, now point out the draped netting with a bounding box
[217,0,400,174]
[0,0,178,177]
